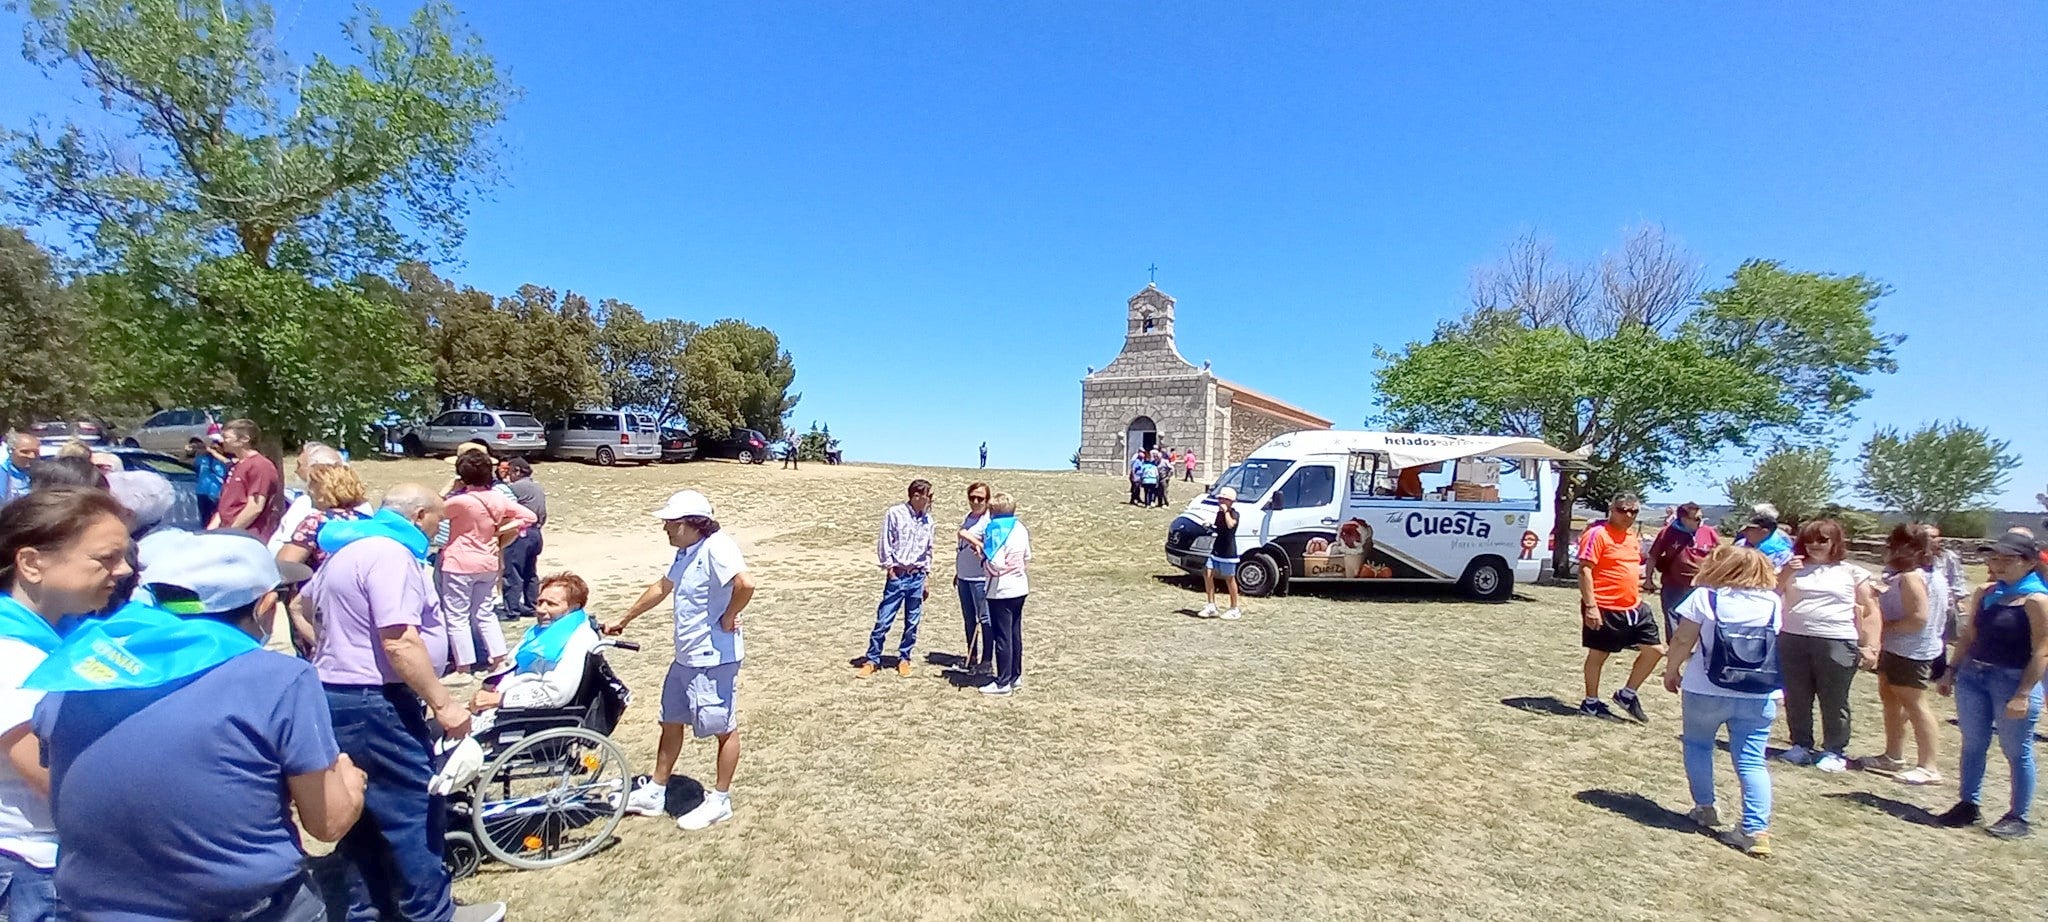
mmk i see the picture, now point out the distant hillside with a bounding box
[1647,502,2047,538]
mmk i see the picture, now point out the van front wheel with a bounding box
[1459,556,1513,603]
[1236,553,1281,598]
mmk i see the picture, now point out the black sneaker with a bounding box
[1987,815,2032,840]
[1937,802,1982,828]
[1579,698,1616,719]
[1613,688,1648,723]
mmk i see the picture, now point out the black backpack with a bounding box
[1704,590,1782,694]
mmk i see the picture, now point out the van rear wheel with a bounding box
[1459,556,1513,603]
[1235,553,1281,598]
[595,446,615,466]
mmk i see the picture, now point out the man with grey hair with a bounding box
[0,432,37,506]
[307,483,500,921]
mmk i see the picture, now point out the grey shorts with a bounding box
[662,660,740,738]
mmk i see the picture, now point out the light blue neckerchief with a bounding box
[317,507,431,561]
[1985,572,2048,610]
[23,599,259,692]
[983,513,1018,563]
[513,608,590,673]
[0,595,66,652]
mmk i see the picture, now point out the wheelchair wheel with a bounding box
[471,726,631,870]
[444,830,481,880]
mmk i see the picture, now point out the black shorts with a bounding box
[1582,603,1661,653]
[1879,651,1939,689]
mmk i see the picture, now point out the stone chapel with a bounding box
[1079,284,1331,480]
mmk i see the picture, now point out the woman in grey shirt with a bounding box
[1866,524,1949,785]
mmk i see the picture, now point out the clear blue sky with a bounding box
[3,2,2044,509]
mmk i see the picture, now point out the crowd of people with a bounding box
[857,479,1034,696]
[1126,446,1196,507]
[1575,493,2048,855]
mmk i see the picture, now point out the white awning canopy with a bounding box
[1254,430,1590,469]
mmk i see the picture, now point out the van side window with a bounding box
[1280,465,1336,510]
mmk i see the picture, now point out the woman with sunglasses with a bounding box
[1774,518,1880,773]
[954,483,995,674]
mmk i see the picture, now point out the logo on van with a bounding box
[1403,510,1492,540]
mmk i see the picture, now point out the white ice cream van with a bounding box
[1165,430,1587,601]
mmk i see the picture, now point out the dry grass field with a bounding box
[344,457,2047,921]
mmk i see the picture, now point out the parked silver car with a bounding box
[402,409,546,457]
[544,409,660,466]
[125,407,224,452]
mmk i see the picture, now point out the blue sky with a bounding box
[3,2,2044,509]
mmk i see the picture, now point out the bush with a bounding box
[1822,506,1883,540]
[1934,508,1994,539]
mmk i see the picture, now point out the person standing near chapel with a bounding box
[860,481,934,677]
[612,490,754,831]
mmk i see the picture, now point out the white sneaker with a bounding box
[678,791,733,831]
[453,902,507,922]
[624,777,667,816]
[1221,608,1241,621]
[980,682,1013,696]
[1814,752,1850,773]
[1774,745,1813,766]
[1198,603,1219,618]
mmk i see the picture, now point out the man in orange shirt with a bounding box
[1577,493,1665,722]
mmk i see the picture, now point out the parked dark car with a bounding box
[659,427,698,463]
[694,428,769,464]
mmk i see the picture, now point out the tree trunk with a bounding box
[1550,469,1581,576]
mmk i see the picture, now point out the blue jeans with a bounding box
[325,685,453,922]
[501,527,543,617]
[1681,692,1776,834]
[866,572,927,664]
[1955,661,2044,822]
[0,850,59,922]
[957,578,993,665]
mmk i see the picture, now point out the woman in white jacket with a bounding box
[967,493,1031,697]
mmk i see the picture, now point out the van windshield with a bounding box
[1213,458,1293,504]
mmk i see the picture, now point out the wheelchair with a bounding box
[443,639,639,879]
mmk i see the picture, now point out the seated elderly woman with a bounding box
[471,572,601,713]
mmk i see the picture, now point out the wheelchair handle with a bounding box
[608,641,641,653]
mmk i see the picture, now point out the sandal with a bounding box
[1895,766,1943,786]
[1860,754,1908,773]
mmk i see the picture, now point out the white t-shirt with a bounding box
[1677,588,1784,700]
[986,523,1032,600]
[667,532,747,667]
[1782,562,1868,640]
[0,638,56,867]
[956,513,989,582]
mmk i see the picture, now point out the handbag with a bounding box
[1705,590,1782,694]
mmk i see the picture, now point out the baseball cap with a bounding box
[652,489,714,521]
[1745,514,1779,533]
[1980,532,2042,560]
[135,530,286,615]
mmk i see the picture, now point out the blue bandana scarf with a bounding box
[1986,572,2048,610]
[0,595,66,652]
[23,599,259,692]
[318,508,431,562]
[982,513,1018,563]
[513,608,590,673]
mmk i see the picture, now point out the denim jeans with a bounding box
[866,571,927,664]
[0,850,59,922]
[1681,692,1776,834]
[500,528,544,617]
[1955,661,2044,822]
[956,578,994,665]
[325,685,454,922]
[1659,585,1694,643]
[235,873,327,922]
[988,594,1026,687]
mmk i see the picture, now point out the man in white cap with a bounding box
[29,530,367,921]
[607,489,755,831]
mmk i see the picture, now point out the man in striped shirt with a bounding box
[860,479,935,677]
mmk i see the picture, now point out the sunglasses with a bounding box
[969,495,988,503]
[1614,507,1641,515]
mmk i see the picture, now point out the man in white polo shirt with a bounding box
[607,490,755,831]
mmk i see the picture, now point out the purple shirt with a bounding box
[307,535,445,685]
[876,502,934,572]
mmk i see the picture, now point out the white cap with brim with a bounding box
[135,530,285,615]
[652,489,714,521]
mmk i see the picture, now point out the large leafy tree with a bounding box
[1376,227,1897,570]
[4,0,513,445]
[0,227,92,432]
[681,320,799,439]
[594,301,696,422]
[387,265,600,422]
[1724,445,1839,527]
[1857,421,2019,523]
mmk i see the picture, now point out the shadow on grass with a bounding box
[1574,789,1698,833]
[1825,791,1941,827]
[1502,695,1582,717]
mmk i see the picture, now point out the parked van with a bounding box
[1165,430,1586,601]
[545,409,660,465]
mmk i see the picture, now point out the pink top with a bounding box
[1183,452,1197,469]
[441,487,537,575]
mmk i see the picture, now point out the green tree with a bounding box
[1857,421,2019,522]
[1376,229,1897,571]
[1724,446,1838,527]
[5,0,513,445]
[594,301,696,420]
[681,320,799,439]
[393,265,599,421]
[0,227,91,432]
[795,421,833,462]
[1688,260,1901,437]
